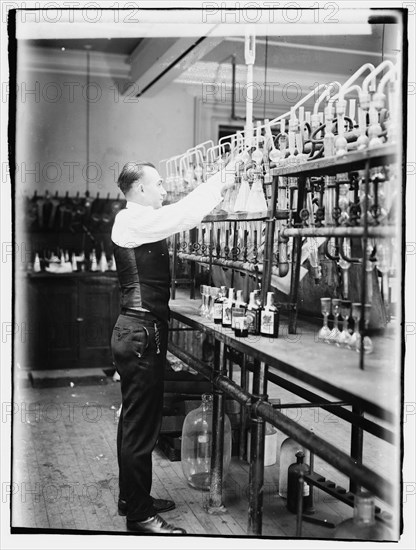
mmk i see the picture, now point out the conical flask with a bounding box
[181,394,232,491]
[246,173,268,212]
[233,175,251,212]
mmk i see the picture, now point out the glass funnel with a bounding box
[355,304,373,354]
[328,298,341,344]
[318,298,332,343]
[337,300,352,348]
[349,302,361,350]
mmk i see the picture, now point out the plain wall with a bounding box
[15,68,195,198]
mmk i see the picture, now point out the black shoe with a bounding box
[118,497,175,516]
[127,514,186,534]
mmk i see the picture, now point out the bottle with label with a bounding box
[234,312,248,338]
[246,291,261,335]
[287,451,310,513]
[231,290,247,333]
[213,286,227,324]
[279,437,309,498]
[222,287,234,328]
[260,291,279,337]
[333,492,393,540]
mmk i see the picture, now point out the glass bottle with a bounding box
[33,253,41,272]
[90,249,98,271]
[99,250,108,272]
[287,451,310,513]
[278,437,308,498]
[333,492,393,540]
[260,291,279,338]
[213,286,227,325]
[234,313,248,338]
[71,253,77,272]
[246,291,261,335]
[247,422,278,466]
[264,423,278,466]
[231,290,247,332]
[222,287,234,328]
[181,394,232,491]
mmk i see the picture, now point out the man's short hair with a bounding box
[117,162,156,196]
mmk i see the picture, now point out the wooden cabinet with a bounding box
[19,273,119,370]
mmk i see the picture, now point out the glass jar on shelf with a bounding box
[181,394,232,491]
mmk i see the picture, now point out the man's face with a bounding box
[135,166,167,209]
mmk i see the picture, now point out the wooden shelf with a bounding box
[270,144,398,178]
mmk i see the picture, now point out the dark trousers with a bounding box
[111,311,168,521]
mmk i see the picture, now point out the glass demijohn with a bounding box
[181,394,232,491]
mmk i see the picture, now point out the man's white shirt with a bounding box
[111,167,234,248]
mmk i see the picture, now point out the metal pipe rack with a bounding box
[168,296,399,536]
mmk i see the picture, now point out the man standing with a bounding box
[111,160,235,534]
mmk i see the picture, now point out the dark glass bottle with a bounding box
[260,291,279,338]
[232,290,247,337]
[333,492,393,540]
[213,286,226,324]
[222,287,234,328]
[279,437,309,498]
[246,291,260,335]
[287,451,310,513]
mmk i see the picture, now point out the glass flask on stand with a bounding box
[333,492,393,540]
[181,394,232,491]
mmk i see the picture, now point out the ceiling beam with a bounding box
[125,36,223,97]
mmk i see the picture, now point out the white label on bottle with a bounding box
[261,310,274,334]
[303,482,310,497]
[247,310,258,332]
[198,434,208,444]
[213,303,222,320]
[235,316,248,331]
[232,309,244,329]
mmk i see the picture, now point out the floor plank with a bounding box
[11,377,396,539]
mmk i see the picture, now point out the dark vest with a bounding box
[113,239,171,323]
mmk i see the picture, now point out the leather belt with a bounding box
[120,307,152,319]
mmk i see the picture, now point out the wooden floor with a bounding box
[11,370,397,540]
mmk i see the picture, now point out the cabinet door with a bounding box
[24,277,79,369]
[77,276,119,367]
